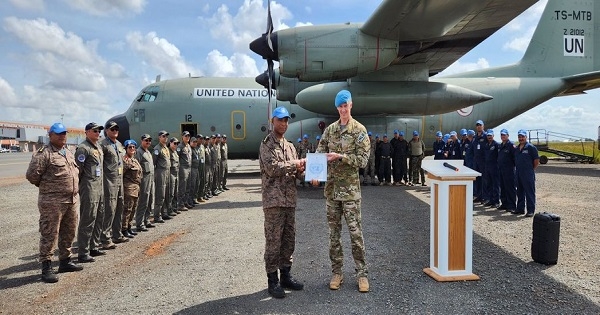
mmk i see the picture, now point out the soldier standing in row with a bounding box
[122,139,142,238]
[100,121,127,246]
[210,135,221,196]
[26,123,83,283]
[259,107,305,298]
[220,135,229,191]
[196,134,207,202]
[203,135,213,199]
[76,122,105,263]
[189,137,201,204]
[312,89,371,293]
[153,130,171,223]
[167,137,180,217]
[178,131,193,210]
[408,131,426,186]
[362,132,377,186]
[135,134,155,232]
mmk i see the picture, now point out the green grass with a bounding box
[537,141,599,164]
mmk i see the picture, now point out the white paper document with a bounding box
[305,153,328,182]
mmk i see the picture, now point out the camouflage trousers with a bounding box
[326,199,368,277]
[363,157,376,183]
[122,194,138,230]
[39,201,78,261]
[263,207,296,273]
[409,156,425,183]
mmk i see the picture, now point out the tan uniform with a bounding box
[122,155,142,230]
[26,144,79,261]
[259,133,301,272]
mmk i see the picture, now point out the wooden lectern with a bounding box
[420,160,481,282]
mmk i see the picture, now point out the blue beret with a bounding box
[124,139,137,147]
[334,90,352,107]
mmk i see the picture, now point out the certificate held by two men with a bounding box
[305,153,328,182]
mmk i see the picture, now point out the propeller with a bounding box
[250,1,279,126]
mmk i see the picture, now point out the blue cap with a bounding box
[413,130,419,136]
[272,107,291,119]
[375,134,379,138]
[297,138,301,142]
[460,128,467,136]
[500,129,509,135]
[435,131,442,137]
[450,131,457,136]
[394,130,398,134]
[303,134,308,139]
[316,135,321,140]
[383,134,388,138]
[486,129,494,135]
[368,131,372,136]
[49,122,67,134]
[124,139,137,147]
[444,133,450,138]
[443,135,450,142]
[467,129,475,136]
[476,119,484,125]
[399,131,404,136]
[518,129,527,136]
[334,90,352,107]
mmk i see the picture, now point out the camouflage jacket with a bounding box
[317,118,370,201]
[259,133,299,209]
[75,138,104,202]
[26,144,79,204]
[123,154,142,197]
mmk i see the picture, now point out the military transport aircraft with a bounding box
[108,0,600,159]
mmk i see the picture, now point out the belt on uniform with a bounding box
[381,156,390,158]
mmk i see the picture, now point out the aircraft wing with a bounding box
[559,71,600,96]
[361,0,538,75]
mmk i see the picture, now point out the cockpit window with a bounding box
[136,85,160,102]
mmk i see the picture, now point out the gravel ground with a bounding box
[0,159,599,314]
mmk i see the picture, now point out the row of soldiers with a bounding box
[26,120,229,283]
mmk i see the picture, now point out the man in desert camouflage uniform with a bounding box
[26,123,83,283]
[259,106,306,299]
[312,89,371,293]
[122,139,142,238]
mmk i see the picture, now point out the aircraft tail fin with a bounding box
[519,0,598,77]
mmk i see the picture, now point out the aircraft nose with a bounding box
[106,113,130,144]
[249,32,278,61]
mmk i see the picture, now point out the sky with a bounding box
[0,0,598,140]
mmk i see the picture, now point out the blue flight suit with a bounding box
[497,140,516,210]
[462,138,473,168]
[446,140,462,160]
[483,139,499,204]
[433,140,445,160]
[473,132,487,199]
[514,142,539,215]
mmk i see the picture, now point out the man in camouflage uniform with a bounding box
[166,137,180,218]
[408,130,426,186]
[189,137,201,204]
[153,130,171,222]
[135,134,155,232]
[76,122,105,263]
[210,135,221,196]
[259,106,305,298]
[312,90,371,293]
[177,131,193,210]
[26,123,83,283]
[203,135,213,199]
[99,121,127,247]
[122,139,142,238]
[220,135,229,191]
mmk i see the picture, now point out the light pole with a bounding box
[61,114,64,124]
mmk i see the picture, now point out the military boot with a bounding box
[41,260,58,283]
[58,258,84,273]
[279,266,304,290]
[267,271,285,298]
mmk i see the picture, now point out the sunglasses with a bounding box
[160,135,167,138]
[90,129,100,133]
[109,127,119,131]
[127,146,136,149]
[143,139,152,142]
[476,123,482,126]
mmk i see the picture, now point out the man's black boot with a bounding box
[267,271,285,298]
[41,260,58,283]
[280,266,304,290]
[58,258,84,273]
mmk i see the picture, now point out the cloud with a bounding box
[502,26,536,52]
[126,31,202,79]
[0,77,18,108]
[64,0,146,17]
[437,58,490,76]
[8,0,44,11]
[502,0,547,52]
[204,50,260,77]
[199,0,292,52]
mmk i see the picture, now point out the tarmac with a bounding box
[1,153,599,314]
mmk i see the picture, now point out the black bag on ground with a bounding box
[531,212,560,265]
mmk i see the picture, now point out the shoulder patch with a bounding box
[262,135,270,144]
[154,149,159,155]
[357,132,366,143]
[77,154,86,163]
[38,146,45,153]
[176,147,181,152]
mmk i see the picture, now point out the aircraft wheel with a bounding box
[539,155,548,165]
